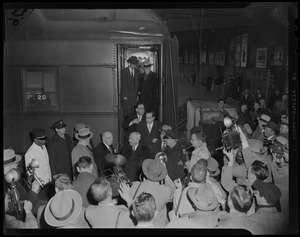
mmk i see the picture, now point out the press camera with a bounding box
[219,117,242,151]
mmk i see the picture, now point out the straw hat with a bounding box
[75,127,93,140]
[187,183,218,211]
[248,139,267,154]
[44,190,82,227]
[4,149,22,167]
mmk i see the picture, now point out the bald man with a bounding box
[121,132,152,181]
[94,131,116,175]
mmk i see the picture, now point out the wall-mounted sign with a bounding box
[256,47,267,68]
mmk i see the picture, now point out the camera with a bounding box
[219,117,242,151]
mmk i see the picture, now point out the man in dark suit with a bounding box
[93,131,116,176]
[46,120,74,180]
[121,131,152,182]
[164,130,186,182]
[122,56,141,118]
[137,110,163,150]
[138,59,159,116]
[123,102,146,145]
[150,124,172,159]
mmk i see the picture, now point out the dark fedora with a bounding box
[127,56,139,65]
[142,158,167,182]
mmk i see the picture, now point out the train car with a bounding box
[3,8,179,154]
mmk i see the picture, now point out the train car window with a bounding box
[24,69,59,111]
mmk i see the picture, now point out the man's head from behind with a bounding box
[76,156,93,174]
[90,177,112,203]
[132,192,156,224]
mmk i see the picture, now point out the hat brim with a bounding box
[142,64,153,68]
[4,154,22,167]
[44,190,82,227]
[250,148,267,154]
[142,159,167,182]
[209,168,220,177]
[187,186,219,211]
[75,132,93,140]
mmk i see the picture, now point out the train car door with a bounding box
[118,44,161,147]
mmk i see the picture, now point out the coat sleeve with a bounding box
[46,142,57,176]
[5,212,38,229]
[220,165,236,193]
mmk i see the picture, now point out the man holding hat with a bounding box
[138,58,159,116]
[71,127,98,179]
[46,119,74,180]
[163,129,186,182]
[251,114,271,142]
[25,129,52,193]
[122,55,141,118]
[249,180,288,234]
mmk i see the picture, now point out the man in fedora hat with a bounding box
[268,135,289,215]
[167,177,221,228]
[44,189,83,228]
[4,148,47,225]
[138,58,159,116]
[264,121,278,145]
[122,55,141,118]
[71,127,98,179]
[37,173,90,229]
[251,113,271,142]
[123,102,146,145]
[163,129,186,182]
[25,129,52,199]
[150,124,172,158]
[248,180,288,234]
[121,158,173,227]
[46,119,74,180]
[73,122,95,152]
[171,160,208,218]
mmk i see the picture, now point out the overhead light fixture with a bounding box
[139,26,146,30]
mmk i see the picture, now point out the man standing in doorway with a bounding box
[138,59,159,117]
[122,56,141,118]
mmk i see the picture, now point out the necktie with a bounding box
[148,124,151,133]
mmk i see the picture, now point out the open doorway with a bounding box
[118,44,161,146]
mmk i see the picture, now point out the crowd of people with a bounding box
[4,61,290,233]
[4,99,290,233]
